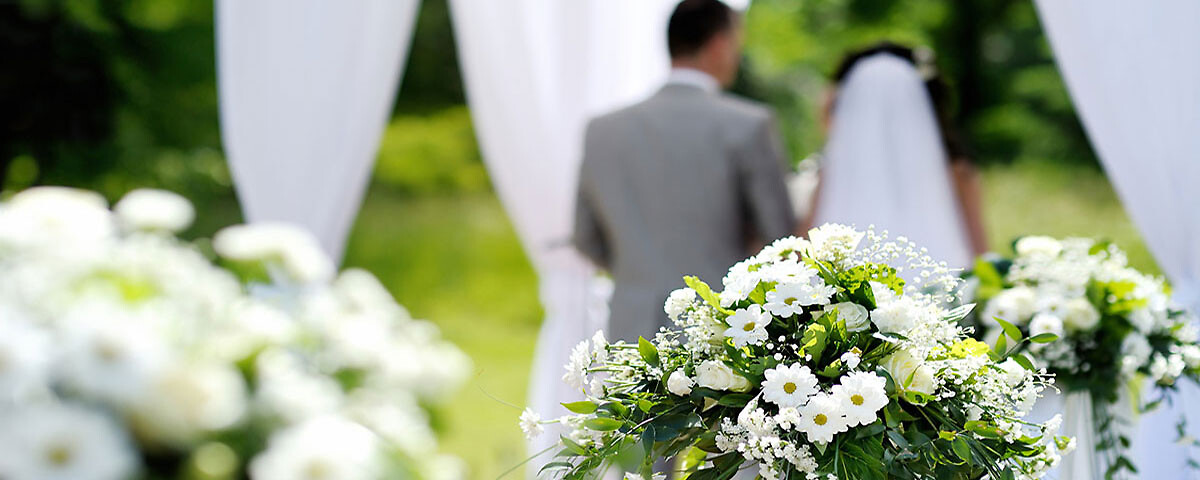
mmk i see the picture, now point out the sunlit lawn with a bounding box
[187,160,1155,479]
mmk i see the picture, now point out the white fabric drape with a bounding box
[1034,1,1200,477]
[217,0,420,260]
[447,0,677,468]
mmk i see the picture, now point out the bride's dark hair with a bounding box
[832,41,973,163]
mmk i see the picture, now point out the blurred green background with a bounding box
[0,0,1155,477]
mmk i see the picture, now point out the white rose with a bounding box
[882,350,936,396]
[666,369,695,396]
[664,288,697,322]
[1175,323,1200,344]
[1029,313,1065,339]
[1058,298,1100,332]
[825,302,870,332]
[695,360,734,391]
[1015,236,1063,257]
[997,358,1026,387]
[695,360,750,392]
[871,298,923,334]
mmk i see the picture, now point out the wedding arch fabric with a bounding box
[814,53,972,269]
[216,0,420,260]
[446,0,679,465]
[1034,0,1200,477]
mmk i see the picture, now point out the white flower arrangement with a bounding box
[0,187,470,480]
[968,236,1200,477]
[525,225,1072,480]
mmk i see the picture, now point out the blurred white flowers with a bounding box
[0,187,469,479]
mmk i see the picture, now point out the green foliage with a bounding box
[371,106,489,195]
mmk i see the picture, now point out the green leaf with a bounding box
[637,399,654,413]
[539,461,574,474]
[638,337,659,366]
[717,393,753,407]
[1029,333,1058,344]
[561,401,597,414]
[993,331,1008,358]
[561,436,587,455]
[1013,353,1036,371]
[952,437,972,462]
[800,323,828,363]
[684,276,731,314]
[584,417,624,431]
[994,316,1024,342]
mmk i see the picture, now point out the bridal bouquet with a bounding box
[0,187,470,480]
[967,236,1200,474]
[528,225,1071,480]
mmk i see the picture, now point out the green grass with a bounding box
[183,161,1157,479]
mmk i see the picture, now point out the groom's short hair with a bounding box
[668,0,735,59]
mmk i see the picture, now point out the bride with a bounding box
[807,43,987,269]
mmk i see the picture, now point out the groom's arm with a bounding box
[572,126,611,269]
[735,112,796,246]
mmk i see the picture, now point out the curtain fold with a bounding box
[446,0,678,468]
[1033,1,1200,477]
[217,0,420,260]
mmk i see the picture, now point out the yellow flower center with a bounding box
[743,322,755,332]
[45,443,73,467]
[785,297,797,306]
[783,382,797,394]
[814,414,828,426]
[304,461,332,480]
[851,394,865,406]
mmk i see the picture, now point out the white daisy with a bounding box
[250,416,383,480]
[830,372,888,426]
[113,188,195,233]
[796,393,849,444]
[562,339,592,390]
[761,364,818,408]
[724,304,771,347]
[0,403,137,480]
[764,283,808,317]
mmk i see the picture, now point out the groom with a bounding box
[573,0,795,343]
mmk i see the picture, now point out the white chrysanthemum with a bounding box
[795,393,849,444]
[982,286,1037,326]
[664,288,697,321]
[839,350,862,370]
[250,416,383,480]
[1055,298,1100,332]
[563,339,592,390]
[57,308,170,407]
[871,297,925,334]
[0,315,51,401]
[1028,313,1065,339]
[831,371,888,426]
[1181,345,1200,368]
[1015,236,1063,257]
[719,263,760,308]
[212,223,334,284]
[824,302,870,332]
[724,304,771,347]
[255,349,343,423]
[761,364,818,408]
[0,186,115,251]
[131,362,247,446]
[666,369,695,396]
[0,403,137,480]
[764,282,808,317]
[519,408,544,440]
[114,188,195,233]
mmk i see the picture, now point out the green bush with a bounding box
[372,107,490,195]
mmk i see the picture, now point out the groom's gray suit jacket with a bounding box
[573,84,795,343]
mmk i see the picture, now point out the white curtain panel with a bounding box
[1034,1,1200,477]
[447,0,677,467]
[217,0,420,260]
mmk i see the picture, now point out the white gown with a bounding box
[812,53,972,270]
